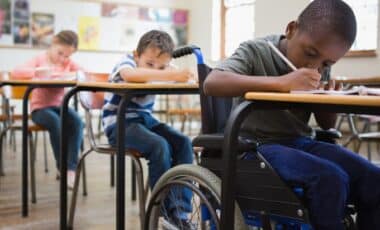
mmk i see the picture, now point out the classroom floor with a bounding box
[0,119,379,230]
[0,135,142,230]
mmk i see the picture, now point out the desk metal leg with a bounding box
[221,101,254,230]
[60,87,79,230]
[116,95,131,230]
[22,86,35,217]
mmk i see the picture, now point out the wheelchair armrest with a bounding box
[315,128,342,144]
[192,133,257,152]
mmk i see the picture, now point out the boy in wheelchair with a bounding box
[203,0,380,229]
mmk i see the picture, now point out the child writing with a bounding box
[102,30,194,227]
[204,0,380,229]
[12,30,84,189]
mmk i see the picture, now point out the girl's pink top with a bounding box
[11,52,80,112]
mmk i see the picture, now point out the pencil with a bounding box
[267,40,328,85]
[266,40,297,71]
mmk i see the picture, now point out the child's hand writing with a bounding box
[281,68,321,91]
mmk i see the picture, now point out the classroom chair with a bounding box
[144,46,356,230]
[0,84,49,203]
[343,114,380,163]
[68,73,148,230]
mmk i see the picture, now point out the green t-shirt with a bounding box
[216,34,330,143]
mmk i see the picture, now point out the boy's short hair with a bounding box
[136,30,174,57]
[298,0,357,46]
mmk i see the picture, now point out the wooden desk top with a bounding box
[334,76,380,85]
[245,92,380,107]
[1,79,76,85]
[76,81,199,89]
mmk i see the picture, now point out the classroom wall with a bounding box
[0,0,195,73]
[3,0,380,77]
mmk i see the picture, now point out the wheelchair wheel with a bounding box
[145,164,248,230]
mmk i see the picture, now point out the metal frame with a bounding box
[0,81,75,217]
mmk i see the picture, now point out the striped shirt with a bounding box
[102,54,156,137]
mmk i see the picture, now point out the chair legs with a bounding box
[43,132,48,173]
[110,155,115,187]
[131,160,136,201]
[130,155,146,230]
[68,151,147,230]
[29,132,37,204]
[68,148,93,229]
[82,157,87,196]
[0,126,11,176]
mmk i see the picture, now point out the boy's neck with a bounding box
[279,38,288,58]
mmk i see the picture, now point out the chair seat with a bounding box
[9,120,46,132]
[167,108,200,116]
[93,144,143,158]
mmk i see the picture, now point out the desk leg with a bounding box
[116,95,132,230]
[22,86,34,217]
[221,101,254,230]
[60,87,78,230]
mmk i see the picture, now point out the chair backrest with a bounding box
[197,64,232,134]
[78,72,108,111]
[78,72,108,148]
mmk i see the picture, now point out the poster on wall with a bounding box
[0,0,12,45]
[31,13,54,48]
[13,0,30,45]
[101,3,139,20]
[78,16,100,50]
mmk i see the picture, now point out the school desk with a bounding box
[59,81,198,230]
[220,92,380,230]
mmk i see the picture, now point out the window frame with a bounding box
[220,0,254,59]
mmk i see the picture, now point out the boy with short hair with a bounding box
[102,30,194,227]
[204,1,380,229]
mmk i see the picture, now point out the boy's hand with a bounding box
[281,68,321,91]
[174,69,194,83]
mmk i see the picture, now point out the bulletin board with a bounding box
[0,0,189,52]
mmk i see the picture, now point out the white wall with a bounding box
[0,0,193,73]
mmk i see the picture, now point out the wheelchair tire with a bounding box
[145,164,248,230]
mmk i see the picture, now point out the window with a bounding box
[212,0,254,60]
[344,0,378,52]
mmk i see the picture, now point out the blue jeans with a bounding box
[107,118,194,214]
[31,106,84,170]
[257,137,380,230]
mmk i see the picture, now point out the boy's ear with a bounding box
[285,21,298,39]
[132,50,139,61]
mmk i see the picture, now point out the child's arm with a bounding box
[11,57,39,79]
[119,67,193,83]
[204,68,321,97]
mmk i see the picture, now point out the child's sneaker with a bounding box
[67,170,76,190]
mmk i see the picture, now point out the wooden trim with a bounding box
[344,50,377,58]
[220,1,226,59]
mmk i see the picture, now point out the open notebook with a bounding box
[291,86,380,96]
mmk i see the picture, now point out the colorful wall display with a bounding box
[0,0,189,52]
[31,13,54,48]
[0,0,11,45]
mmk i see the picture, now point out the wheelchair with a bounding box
[144,46,356,230]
